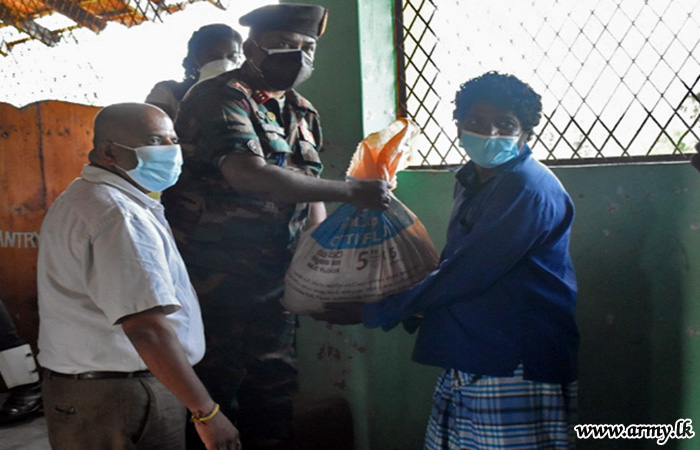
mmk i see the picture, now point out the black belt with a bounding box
[46,369,153,380]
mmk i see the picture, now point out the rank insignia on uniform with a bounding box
[299,125,316,145]
[253,90,271,104]
[266,111,277,122]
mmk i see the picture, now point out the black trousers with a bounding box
[184,276,297,450]
[0,299,25,352]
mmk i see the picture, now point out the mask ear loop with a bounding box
[109,141,143,173]
[247,40,268,76]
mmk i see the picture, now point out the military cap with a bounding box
[239,4,328,40]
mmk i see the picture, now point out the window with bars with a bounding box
[396,0,700,167]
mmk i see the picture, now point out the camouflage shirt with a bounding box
[163,65,323,292]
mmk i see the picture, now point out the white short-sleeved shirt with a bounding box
[37,165,205,373]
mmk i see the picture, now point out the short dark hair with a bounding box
[182,24,243,81]
[453,71,542,137]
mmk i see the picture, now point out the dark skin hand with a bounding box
[311,302,365,325]
[691,142,700,172]
[122,309,241,450]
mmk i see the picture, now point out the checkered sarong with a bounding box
[424,365,577,450]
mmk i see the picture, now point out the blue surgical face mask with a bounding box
[459,130,521,168]
[113,142,183,192]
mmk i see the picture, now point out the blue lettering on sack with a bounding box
[311,201,414,250]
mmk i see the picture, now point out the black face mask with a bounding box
[254,42,314,91]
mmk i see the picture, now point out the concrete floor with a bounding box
[0,394,50,450]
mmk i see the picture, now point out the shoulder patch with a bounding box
[297,95,316,112]
[288,90,318,114]
[226,80,253,97]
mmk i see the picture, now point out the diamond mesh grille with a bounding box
[397,0,700,166]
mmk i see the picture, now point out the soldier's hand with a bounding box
[346,179,392,210]
[195,411,241,450]
[691,142,700,173]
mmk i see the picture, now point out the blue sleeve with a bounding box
[363,179,555,330]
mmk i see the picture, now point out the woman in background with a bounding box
[146,24,243,120]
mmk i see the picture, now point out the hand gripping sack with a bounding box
[282,119,439,314]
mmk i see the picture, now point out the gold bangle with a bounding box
[191,403,220,423]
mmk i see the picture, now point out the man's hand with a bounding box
[691,142,700,173]
[346,179,392,211]
[311,302,365,325]
[121,309,241,449]
[194,412,241,450]
[220,153,392,209]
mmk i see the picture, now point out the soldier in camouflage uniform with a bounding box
[162,4,391,449]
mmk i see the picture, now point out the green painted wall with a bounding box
[297,164,700,450]
[288,0,700,448]
[292,0,362,181]
[292,0,397,181]
[555,163,700,450]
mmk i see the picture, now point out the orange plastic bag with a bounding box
[282,119,439,314]
[346,118,418,183]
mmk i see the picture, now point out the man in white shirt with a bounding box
[37,103,240,450]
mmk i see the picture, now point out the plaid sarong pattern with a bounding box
[424,365,577,450]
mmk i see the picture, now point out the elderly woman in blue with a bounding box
[322,72,579,450]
